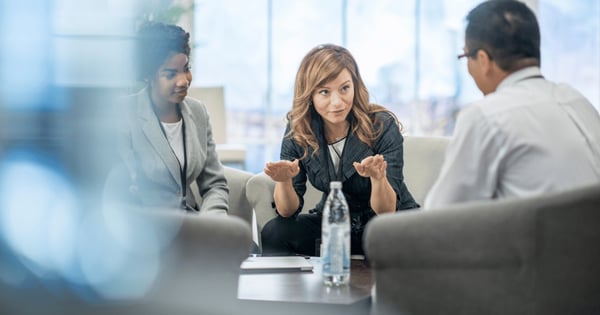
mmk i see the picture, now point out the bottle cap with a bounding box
[329,181,342,189]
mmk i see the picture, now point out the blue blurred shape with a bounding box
[0,149,78,283]
[0,0,51,110]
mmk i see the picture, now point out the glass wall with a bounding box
[193,0,600,173]
[539,0,600,108]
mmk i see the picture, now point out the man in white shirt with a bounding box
[425,0,600,208]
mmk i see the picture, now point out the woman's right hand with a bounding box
[264,159,300,182]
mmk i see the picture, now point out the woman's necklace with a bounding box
[328,124,350,144]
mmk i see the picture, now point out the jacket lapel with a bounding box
[309,118,338,185]
[180,100,199,182]
[309,117,372,184]
[138,90,182,188]
[340,134,372,180]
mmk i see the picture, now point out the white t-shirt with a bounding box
[328,138,346,172]
[161,119,185,168]
[425,67,600,209]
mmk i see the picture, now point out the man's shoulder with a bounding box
[457,102,486,123]
[553,82,593,104]
[465,87,528,119]
[453,101,503,138]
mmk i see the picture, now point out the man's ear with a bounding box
[475,49,505,95]
[475,49,494,76]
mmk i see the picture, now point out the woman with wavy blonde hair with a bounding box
[262,44,418,256]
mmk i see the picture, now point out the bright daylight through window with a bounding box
[192,0,599,173]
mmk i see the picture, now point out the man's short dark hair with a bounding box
[465,0,541,71]
[136,21,190,81]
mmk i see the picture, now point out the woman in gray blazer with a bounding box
[117,22,228,213]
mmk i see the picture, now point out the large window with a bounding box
[193,0,600,173]
[539,0,600,108]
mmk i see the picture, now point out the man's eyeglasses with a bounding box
[457,49,479,60]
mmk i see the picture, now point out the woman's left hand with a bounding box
[353,154,387,180]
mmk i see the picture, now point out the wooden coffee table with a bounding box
[237,257,373,315]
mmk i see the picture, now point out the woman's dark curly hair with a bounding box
[136,21,190,81]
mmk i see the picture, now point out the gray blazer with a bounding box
[118,87,229,212]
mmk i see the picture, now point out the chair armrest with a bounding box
[364,200,537,315]
[223,166,253,226]
[402,136,449,205]
[245,172,277,232]
[365,199,537,269]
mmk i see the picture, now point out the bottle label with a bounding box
[321,184,350,282]
[329,226,343,274]
[322,224,349,275]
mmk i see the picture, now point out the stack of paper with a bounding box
[240,256,314,272]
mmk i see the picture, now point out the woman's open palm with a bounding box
[353,154,387,180]
[264,159,300,182]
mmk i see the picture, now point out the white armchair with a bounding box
[187,86,247,169]
[401,136,449,204]
[246,172,321,237]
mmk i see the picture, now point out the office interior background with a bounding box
[0,0,598,301]
[190,0,600,173]
[2,0,598,173]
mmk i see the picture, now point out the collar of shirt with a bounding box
[497,66,543,91]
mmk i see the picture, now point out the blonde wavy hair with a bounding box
[286,44,402,160]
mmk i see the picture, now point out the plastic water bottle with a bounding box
[321,181,350,286]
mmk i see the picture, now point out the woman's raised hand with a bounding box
[353,154,387,180]
[264,159,300,182]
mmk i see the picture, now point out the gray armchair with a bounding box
[191,165,254,225]
[364,183,600,315]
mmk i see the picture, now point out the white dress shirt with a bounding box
[425,67,600,209]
